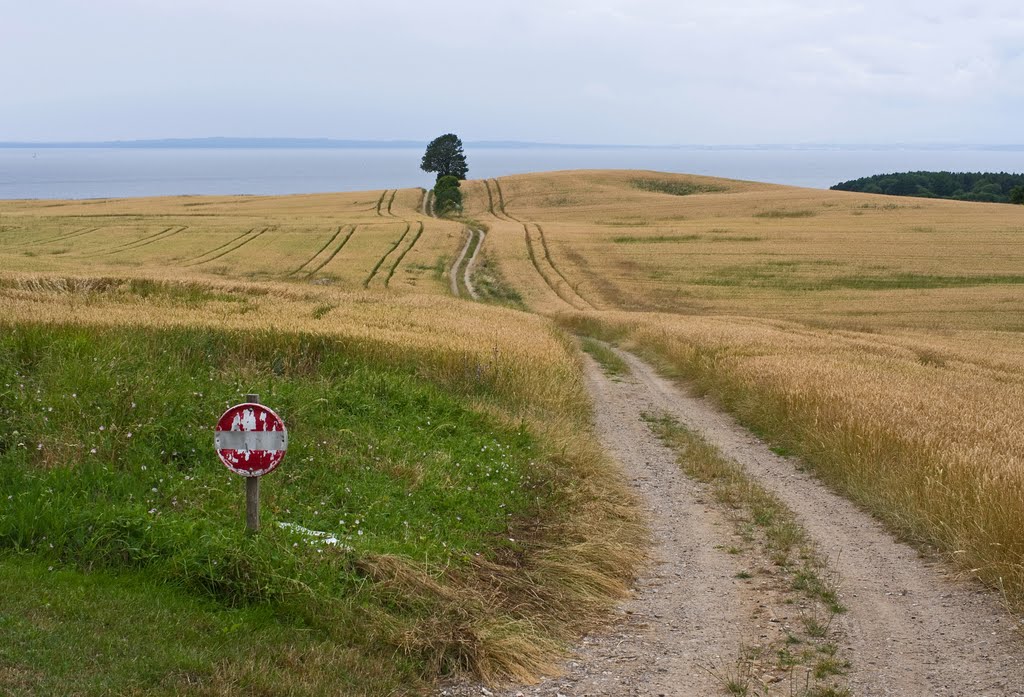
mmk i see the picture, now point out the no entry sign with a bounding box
[214,402,288,477]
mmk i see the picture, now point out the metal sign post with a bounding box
[214,393,288,533]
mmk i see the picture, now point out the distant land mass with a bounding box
[832,171,1024,204]
[2,138,1024,151]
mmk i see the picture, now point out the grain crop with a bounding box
[463,169,1024,608]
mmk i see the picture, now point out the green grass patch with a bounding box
[579,338,630,377]
[0,322,601,692]
[0,555,407,696]
[612,234,703,244]
[753,209,817,218]
[0,276,252,306]
[694,263,1024,291]
[611,233,763,244]
[630,178,726,196]
[473,252,526,310]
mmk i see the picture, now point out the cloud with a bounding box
[1,0,1022,142]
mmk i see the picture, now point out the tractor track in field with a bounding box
[455,348,1024,697]
[364,222,411,288]
[386,189,398,216]
[304,225,357,279]
[21,226,103,248]
[534,223,596,309]
[492,178,520,222]
[483,179,497,218]
[422,188,432,217]
[484,179,519,222]
[523,223,592,311]
[375,190,389,217]
[385,221,424,287]
[183,227,269,267]
[179,228,257,264]
[288,226,347,277]
[89,226,188,257]
[481,180,594,310]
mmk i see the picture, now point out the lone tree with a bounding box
[420,133,468,181]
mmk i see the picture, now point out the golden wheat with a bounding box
[473,170,1024,606]
[0,188,464,292]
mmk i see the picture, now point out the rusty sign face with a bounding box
[214,402,288,477]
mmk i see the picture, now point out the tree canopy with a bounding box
[432,174,463,216]
[831,171,1024,204]
[420,133,468,181]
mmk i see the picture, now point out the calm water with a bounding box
[1,146,1022,200]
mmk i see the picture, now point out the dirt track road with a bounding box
[450,348,1024,696]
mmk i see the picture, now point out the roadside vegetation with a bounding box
[0,271,642,693]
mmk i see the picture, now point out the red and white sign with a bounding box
[214,403,288,477]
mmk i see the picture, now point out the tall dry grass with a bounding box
[0,269,645,685]
[561,310,1024,608]
[458,169,1024,608]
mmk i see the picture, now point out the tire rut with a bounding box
[523,223,589,311]
[304,225,356,278]
[183,227,269,267]
[463,229,485,300]
[449,228,473,297]
[364,222,411,288]
[385,221,424,287]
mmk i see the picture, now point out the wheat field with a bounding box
[0,183,644,692]
[3,169,1024,672]
[461,169,1024,605]
[0,188,463,291]
[463,170,1024,328]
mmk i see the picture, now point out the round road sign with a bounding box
[214,402,288,477]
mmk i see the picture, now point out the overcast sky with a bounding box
[3,1,1023,144]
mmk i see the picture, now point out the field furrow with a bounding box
[305,225,357,278]
[483,179,498,218]
[534,223,596,309]
[179,227,257,263]
[90,225,188,256]
[364,222,411,288]
[19,225,103,248]
[493,179,519,221]
[184,227,269,267]
[385,221,424,288]
[523,223,584,310]
[289,226,347,276]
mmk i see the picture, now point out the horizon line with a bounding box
[1,137,1024,151]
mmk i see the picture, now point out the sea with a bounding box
[1,146,1022,200]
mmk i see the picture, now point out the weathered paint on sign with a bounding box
[214,402,288,477]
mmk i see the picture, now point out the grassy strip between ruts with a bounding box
[643,413,849,697]
[0,322,642,695]
[578,337,630,378]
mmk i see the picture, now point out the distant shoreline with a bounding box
[2,138,1024,152]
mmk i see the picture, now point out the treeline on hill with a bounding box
[832,171,1024,204]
